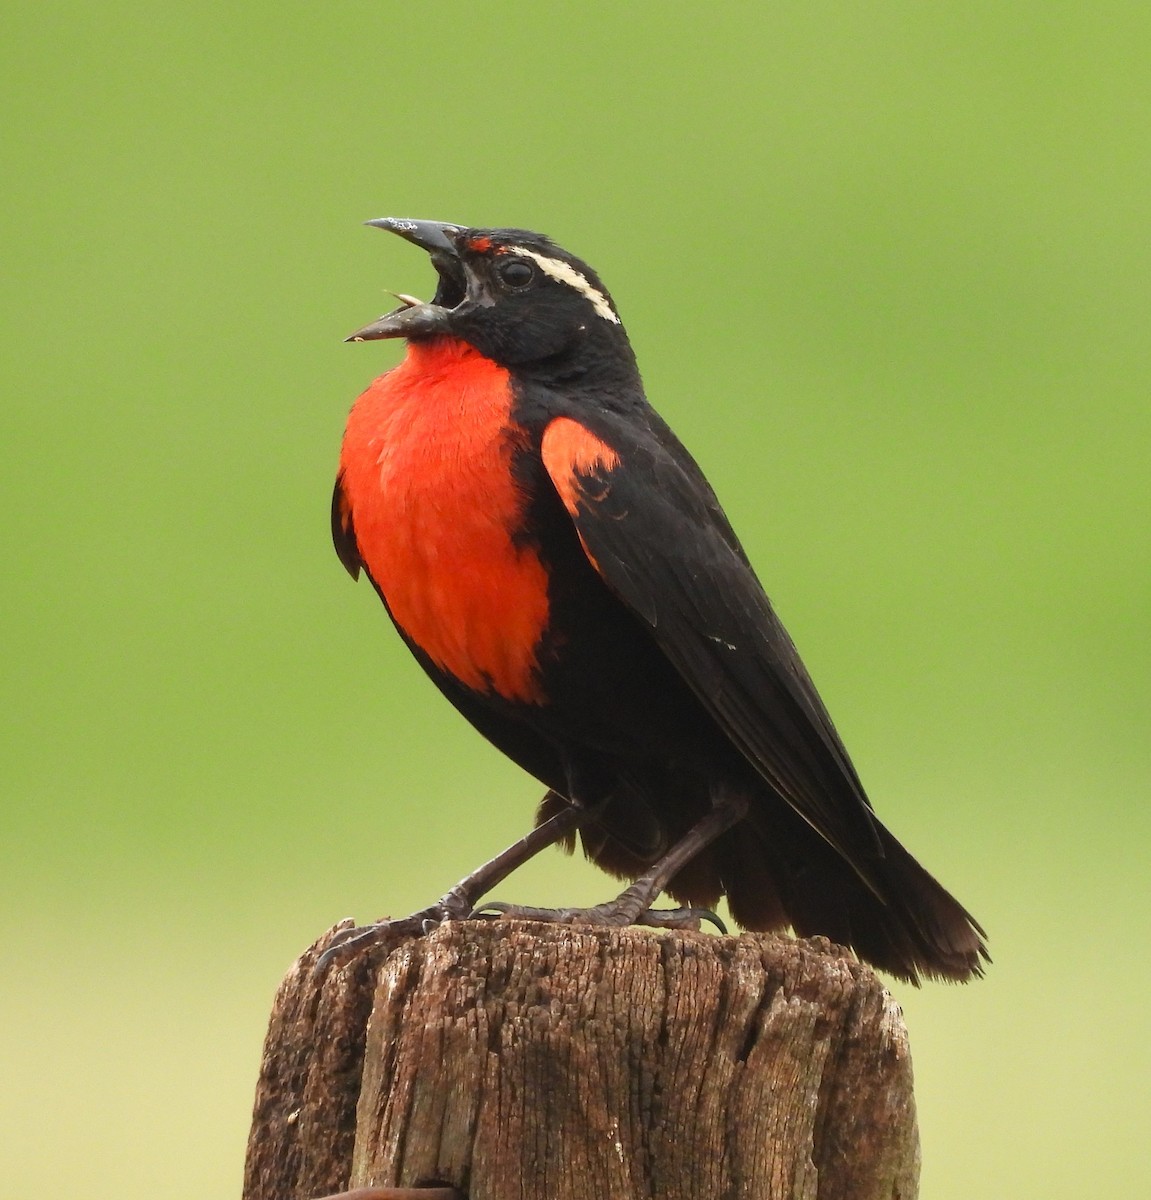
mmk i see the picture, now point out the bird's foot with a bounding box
[313,808,593,974]
[315,885,477,972]
[472,801,741,936]
[315,891,726,972]
[472,899,726,934]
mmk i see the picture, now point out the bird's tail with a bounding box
[716,802,988,985]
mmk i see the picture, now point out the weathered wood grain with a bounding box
[244,920,919,1200]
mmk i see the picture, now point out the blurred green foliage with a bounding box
[2,4,1148,1197]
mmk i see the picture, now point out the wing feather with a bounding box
[540,412,883,871]
[332,472,363,579]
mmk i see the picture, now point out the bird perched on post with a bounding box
[327,218,987,984]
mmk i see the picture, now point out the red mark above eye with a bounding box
[468,236,492,253]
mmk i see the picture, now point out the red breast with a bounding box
[338,337,549,703]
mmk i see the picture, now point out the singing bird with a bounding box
[328,219,987,983]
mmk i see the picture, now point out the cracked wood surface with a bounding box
[244,921,919,1200]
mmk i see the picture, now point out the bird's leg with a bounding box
[475,794,747,933]
[437,799,586,919]
[316,798,586,970]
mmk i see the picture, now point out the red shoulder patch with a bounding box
[541,417,621,519]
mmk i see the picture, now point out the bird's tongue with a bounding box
[368,216,467,308]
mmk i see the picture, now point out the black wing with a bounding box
[332,472,363,579]
[540,410,885,883]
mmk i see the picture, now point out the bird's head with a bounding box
[346,218,636,379]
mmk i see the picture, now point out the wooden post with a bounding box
[244,920,920,1200]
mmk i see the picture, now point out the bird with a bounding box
[326,217,988,984]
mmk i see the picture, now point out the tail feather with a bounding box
[726,801,987,984]
[868,823,989,982]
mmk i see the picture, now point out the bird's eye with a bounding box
[497,258,535,288]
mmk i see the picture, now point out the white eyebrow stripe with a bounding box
[504,246,621,324]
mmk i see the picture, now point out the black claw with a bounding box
[314,926,377,973]
[704,910,727,935]
[638,906,727,934]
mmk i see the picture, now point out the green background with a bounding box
[3,4,1148,1197]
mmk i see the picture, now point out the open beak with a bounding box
[345,217,466,342]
